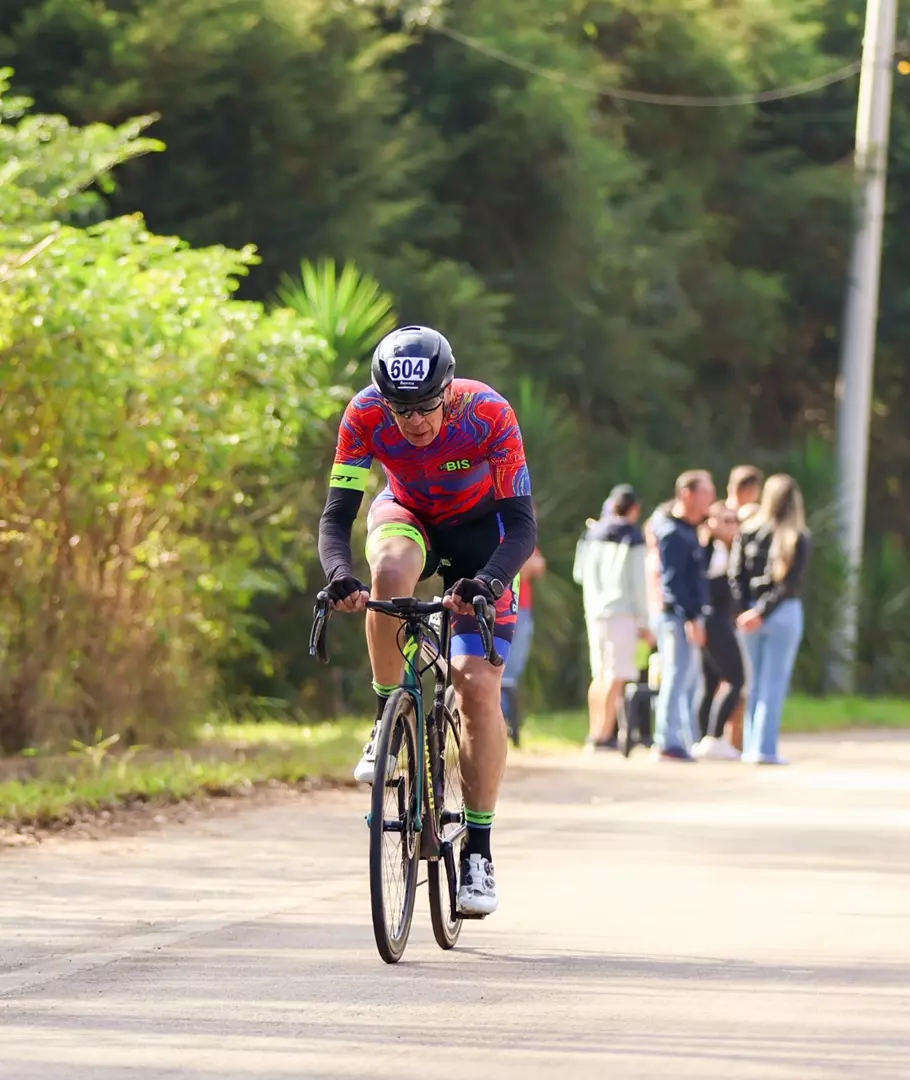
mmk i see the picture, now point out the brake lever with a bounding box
[309,591,332,664]
[472,596,504,668]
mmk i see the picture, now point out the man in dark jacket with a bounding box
[650,470,715,761]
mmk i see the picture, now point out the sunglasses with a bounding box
[386,396,445,419]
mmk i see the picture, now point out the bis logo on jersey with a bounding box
[438,459,471,472]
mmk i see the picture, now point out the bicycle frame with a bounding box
[399,611,465,855]
[309,590,495,850]
[398,616,432,836]
[309,590,499,931]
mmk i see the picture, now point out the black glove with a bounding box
[325,575,369,604]
[447,576,495,606]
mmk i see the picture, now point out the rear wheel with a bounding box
[369,690,420,964]
[428,686,464,949]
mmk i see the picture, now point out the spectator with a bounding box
[651,470,715,761]
[730,473,811,765]
[723,465,764,750]
[644,500,674,636]
[573,484,650,751]
[693,502,745,760]
[727,464,764,524]
[501,524,546,747]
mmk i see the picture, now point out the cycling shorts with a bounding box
[366,493,519,662]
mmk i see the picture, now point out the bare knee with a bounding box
[367,537,422,598]
[451,656,502,721]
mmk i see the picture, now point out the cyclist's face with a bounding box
[391,397,446,446]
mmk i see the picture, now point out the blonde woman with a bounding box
[730,474,811,764]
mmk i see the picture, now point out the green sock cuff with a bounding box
[465,809,495,828]
[372,680,398,697]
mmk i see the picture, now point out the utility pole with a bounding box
[831,0,898,691]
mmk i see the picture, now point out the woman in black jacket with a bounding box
[693,503,744,760]
[730,474,811,765]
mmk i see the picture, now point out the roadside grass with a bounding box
[1,697,906,829]
[0,719,370,829]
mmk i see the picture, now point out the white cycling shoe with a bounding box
[353,737,377,784]
[353,727,396,785]
[456,854,499,915]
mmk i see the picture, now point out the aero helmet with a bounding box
[371,325,455,407]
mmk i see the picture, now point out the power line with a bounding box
[426,19,865,108]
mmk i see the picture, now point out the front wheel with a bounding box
[369,690,420,964]
[428,686,464,950]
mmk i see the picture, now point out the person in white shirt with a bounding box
[574,485,651,750]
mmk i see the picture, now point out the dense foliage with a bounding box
[0,76,346,751]
[0,0,908,739]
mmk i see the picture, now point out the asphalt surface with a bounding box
[2,733,909,1080]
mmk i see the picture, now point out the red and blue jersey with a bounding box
[329,379,531,524]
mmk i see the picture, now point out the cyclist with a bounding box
[317,325,536,915]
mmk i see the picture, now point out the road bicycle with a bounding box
[309,590,502,963]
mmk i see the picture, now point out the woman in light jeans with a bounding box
[730,474,811,764]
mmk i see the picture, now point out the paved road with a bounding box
[2,734,909,1080]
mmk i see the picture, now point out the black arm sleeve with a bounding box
[480,495,537,585]
[317,487,364,584]
[755,533,812,618]
[728,534,749,613]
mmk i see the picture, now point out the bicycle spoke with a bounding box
[379,727,412,942]
[442,711,463,840]
[428,688,465,950]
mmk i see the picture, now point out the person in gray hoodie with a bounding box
[573,484,650,750]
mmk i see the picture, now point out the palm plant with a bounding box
[277,258,397,379]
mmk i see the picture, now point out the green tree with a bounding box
[0,77,343,751]
[0,0,438,295]
[4,0,910,701]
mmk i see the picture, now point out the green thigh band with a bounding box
[366,522,428,568]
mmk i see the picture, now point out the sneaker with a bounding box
[456,854,498,916]
[651,744,695,762]
[584,734,619,753]
[741,752,790,766]
[693,736,741,761]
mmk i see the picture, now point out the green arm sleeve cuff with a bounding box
[329,463,370,492]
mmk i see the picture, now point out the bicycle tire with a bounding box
[428,685,464,950]
[369,689,420,964]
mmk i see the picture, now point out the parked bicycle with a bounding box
[309,589,502,963]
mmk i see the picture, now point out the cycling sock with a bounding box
[372,680,398,723]
[465,808,495,861]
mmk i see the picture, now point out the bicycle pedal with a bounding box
[456,912,487,920]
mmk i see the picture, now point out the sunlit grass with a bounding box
[0,723,369,828]
[781,695,908,730]
[2,696,906,828]
[518,695,910,752]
